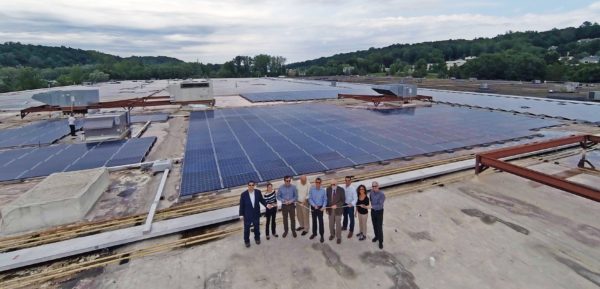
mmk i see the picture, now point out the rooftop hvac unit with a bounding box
[83,111,130,142]
[167,79,214,102]
[32,90,99,107]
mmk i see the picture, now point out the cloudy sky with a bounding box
[1,0,599,64]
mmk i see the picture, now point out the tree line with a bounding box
[2,22,600,93]
[0,48,286,92]
[288,22,600,82]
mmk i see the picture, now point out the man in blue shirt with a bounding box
[370,181,386,249]
[308,177,327,243]
[277,175,298,238]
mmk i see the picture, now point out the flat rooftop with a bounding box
[0,77,598,288]
[67,153,600,289]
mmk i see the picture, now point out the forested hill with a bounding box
[287,22,600,82]
[2,22,600,93]
[0,42,183,68]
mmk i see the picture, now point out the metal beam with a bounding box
[478,155,600,202]
[20,96,215,118]
[482,135,587,159]
[475,134,600,202]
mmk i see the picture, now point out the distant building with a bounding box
[579,56,600,64]
[559,56,574,62]
[445,56,477,70]
[446,59,466,68]
[342,66,355,75]
[286,69,298,77]
[577,38,600,43]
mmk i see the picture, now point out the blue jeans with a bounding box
[342,205,355,232]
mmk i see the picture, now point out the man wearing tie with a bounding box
[239,180,271,248]
[326,179,345,244]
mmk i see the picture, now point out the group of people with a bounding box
[238,175,386,249]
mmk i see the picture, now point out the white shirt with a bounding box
[297,181,310,202]
[249,190,255,208]
[344,184,357,206]
[68,116,76,125]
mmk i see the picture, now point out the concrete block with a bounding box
[1,168,109,234]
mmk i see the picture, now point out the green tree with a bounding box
[253,54,271,77]
[88,70,110,83]
[69,65,85,84]
[15,67,46,90]
[57,75,73,86]
[412,59,428,78]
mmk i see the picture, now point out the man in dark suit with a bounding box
[239,180,271,248]
[326,179,345,244]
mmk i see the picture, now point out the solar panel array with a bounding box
[421,88,600,124]
[240,89,376,102]
[180,104,560,197]
[0,119,82,149]
[0,137,156,182]
[130,113,169,123]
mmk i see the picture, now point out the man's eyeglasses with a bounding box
[285,180,291,183]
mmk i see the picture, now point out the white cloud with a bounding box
[0,0,599,63]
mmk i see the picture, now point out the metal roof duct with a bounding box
[371,84,417,97]
[32,90,100,107]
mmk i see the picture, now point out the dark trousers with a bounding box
[69,124,76,136]
[243,216,260,244]
[342,205,355,231]
[281,204,296,233]
[578,158,595,169]
[371,209,384,244]
[311,206,324,237]
[265,207,277,236]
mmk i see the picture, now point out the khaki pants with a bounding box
[296,201,310,232]
[328,213,342,240]
[358,213,368,236]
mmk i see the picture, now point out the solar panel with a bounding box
[0,137,155,182]
[179,103,560,197]
[421,89,600,124]
[0,119,83,149]
[240,88,379,102]
[130,113,169,123]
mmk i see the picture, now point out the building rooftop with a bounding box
[0,77,598,289]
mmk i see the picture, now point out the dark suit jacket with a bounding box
[326,186,345,216]
[239,189,267,222]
